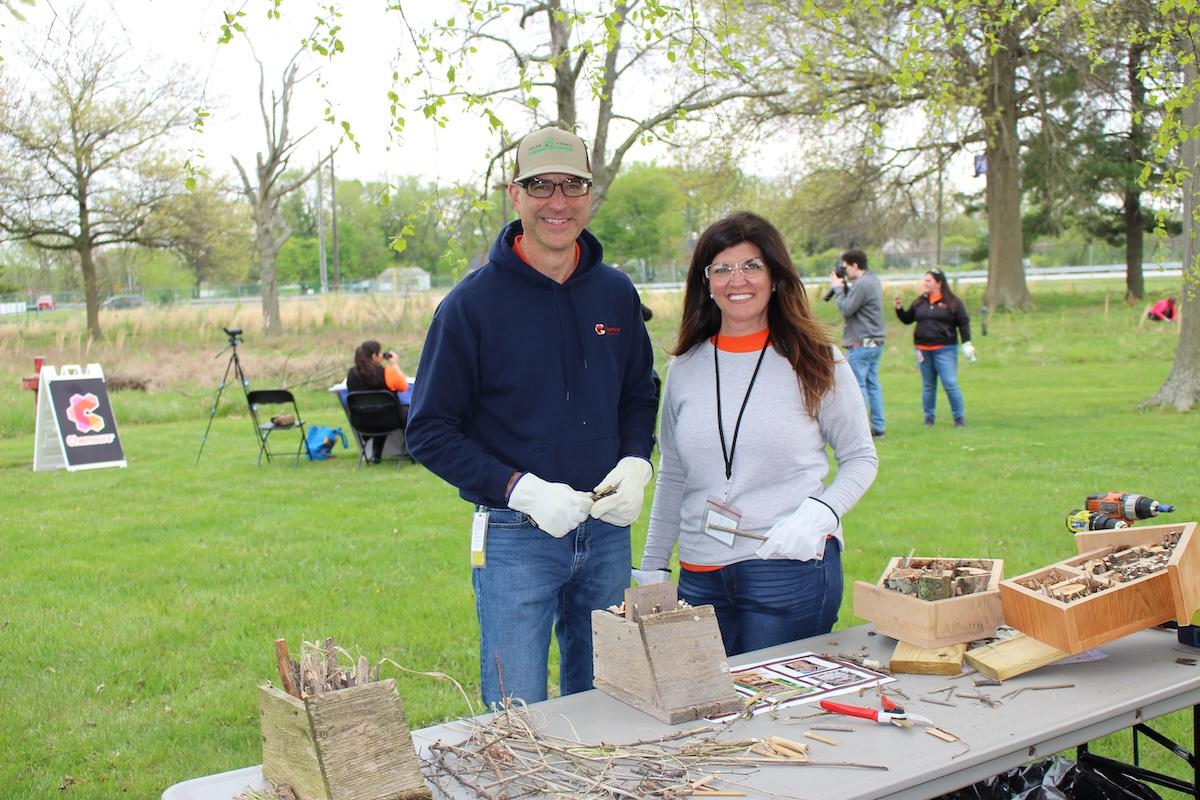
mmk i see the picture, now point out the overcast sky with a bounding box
[9,0,506,187]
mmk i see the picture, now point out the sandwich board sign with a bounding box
[33,363,127,471]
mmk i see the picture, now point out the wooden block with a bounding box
[260,680,431,800]
[592,610,657,710]
[625,582,678,622]
[853,557,1004,649]
[964,634,1069,681]
[889,641,966,675]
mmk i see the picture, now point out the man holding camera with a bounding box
[406,126,658,709]
[830,249,886,438]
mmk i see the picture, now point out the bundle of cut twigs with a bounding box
[421,701,885,799]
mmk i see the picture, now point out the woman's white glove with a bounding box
[590,456,653,527]
[631,568,671,586]
[508,473,593,538]
[756,498,841,561]
[962,341,977,362]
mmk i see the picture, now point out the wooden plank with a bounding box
[641,605,742,722]
[1167,523,1200,624]
[964,634,1069,681]
[889,641,966,675]
[305,679,431,800]
[592,610,658,709]
[259,685,328,800]
[624,583,677,622]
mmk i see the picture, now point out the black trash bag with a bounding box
[936,755,1162,800]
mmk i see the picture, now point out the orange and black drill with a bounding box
[1085,492,1175,524]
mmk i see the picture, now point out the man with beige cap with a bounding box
[407,126,658,707]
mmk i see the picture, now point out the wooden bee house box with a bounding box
[259,679,431,800]
[853,557,1005,648]
[591,583,743,724]
[1000,521,1200,655]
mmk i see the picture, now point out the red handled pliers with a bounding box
[819,695,934,728]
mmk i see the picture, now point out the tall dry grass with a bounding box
[0,292,444,394]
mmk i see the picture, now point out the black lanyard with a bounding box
[713,335,770,484]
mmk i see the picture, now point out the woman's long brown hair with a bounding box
[673,211,835,417]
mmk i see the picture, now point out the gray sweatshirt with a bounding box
[641,341,878,570]
[834,269,886,346]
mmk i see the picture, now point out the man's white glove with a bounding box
[508,473,593,538]
[756,498,841,561]
[589,456,654,528]
[962,341,977,363]
[631,568,671,586]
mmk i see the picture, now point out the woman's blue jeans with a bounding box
[917,345,965,421]
[678,542,842,657]
[471,508,630,707]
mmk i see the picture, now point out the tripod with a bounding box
[196,328,251,464]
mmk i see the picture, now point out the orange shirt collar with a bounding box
[711,328,770,353]
[929,290,943,304]
[513,234,581,272]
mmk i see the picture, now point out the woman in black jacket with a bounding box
[893,268,974,427]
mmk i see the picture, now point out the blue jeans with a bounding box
[846,345,885,433]
[472,508,630,707]
[678,542,842,656]
[917,345,964,420]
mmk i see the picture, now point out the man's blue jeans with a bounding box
[472,508,630,707]
[846,345,885,434]
[917,345,965,420]
[678,542,842,656]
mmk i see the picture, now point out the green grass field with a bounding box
[2,279,1197,798]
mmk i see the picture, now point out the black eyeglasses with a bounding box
[519,177,592,198]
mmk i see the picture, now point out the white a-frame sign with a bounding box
[33,363,127,471]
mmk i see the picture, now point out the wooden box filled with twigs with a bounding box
[259,638,431,800]
[591,583,744,724]
[853,556,1005,649]
[1000,521,1200,654]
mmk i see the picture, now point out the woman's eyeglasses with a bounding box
[704,258,768,281]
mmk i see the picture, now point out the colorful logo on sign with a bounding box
[66,392,106,434]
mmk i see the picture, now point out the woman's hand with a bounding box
[892,295,902,309]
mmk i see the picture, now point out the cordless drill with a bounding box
[1084,492,1175,525]
[1066,509,1128,533]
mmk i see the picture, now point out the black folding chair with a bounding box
[246,389,309,465]
[345,390,409,469]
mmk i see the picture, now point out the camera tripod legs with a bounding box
[196,346,250,464]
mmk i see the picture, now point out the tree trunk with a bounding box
[1123,187,1144,302]
[1125,43,1146,304]
[78,242,103,341]
[548,0,577,129]
[1143,60,1200,411]
[982,22,1031,311]
[256,216,283,337]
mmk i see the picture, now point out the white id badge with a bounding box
[470,510,489,568]
[701,497,742,547]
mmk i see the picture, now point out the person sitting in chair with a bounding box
[346,340,409,462]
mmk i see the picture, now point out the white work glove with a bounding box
[631,568,671,586]
[962,341,977,362]
[508,473,593,539]
[756,498,842,562]
[589,456,654,528]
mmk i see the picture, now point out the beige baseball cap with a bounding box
[513,126,592,182]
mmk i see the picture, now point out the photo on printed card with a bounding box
[731,668,810,700]
[814,667,873,688]
[773,655,841,678]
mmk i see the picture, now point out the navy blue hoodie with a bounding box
[406,220,658,508]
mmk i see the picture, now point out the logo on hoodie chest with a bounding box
[594,323,622,336]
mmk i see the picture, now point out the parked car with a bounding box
[35,294,54,310]
[101,294,144,310]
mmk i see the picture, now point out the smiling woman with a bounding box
[639,210,879,658]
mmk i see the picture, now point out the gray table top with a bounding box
[163,624,1200,800]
